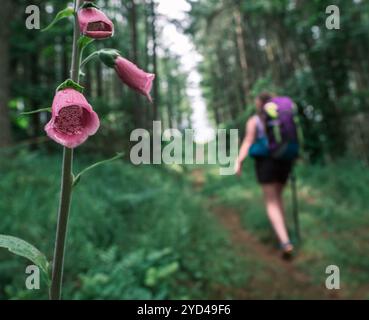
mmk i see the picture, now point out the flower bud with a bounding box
[99,50,155,102]
[115,57,155,102]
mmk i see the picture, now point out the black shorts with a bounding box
[254,157,293,185]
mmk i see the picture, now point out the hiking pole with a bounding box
[291,171,301,244]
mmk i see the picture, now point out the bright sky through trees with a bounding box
[157,0,215,143]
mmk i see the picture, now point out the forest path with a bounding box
[191,169,339,300]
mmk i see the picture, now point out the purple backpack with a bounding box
[262,97,299,160]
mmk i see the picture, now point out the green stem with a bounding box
[80,51,100,70]
[73,152,124,187]
[49,0,81,300]
[71,1,81,83]
[21,107,51,115]
[49,148,74,300]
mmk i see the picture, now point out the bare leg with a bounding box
[276,183,286,220]
[262,183,291,246]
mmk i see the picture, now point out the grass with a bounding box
[1,150,368,299]
[0,150,247,300]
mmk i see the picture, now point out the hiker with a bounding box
[235,92,300,258]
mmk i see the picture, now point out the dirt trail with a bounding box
[191,169,339,299]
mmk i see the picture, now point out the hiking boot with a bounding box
[281,242,294,261]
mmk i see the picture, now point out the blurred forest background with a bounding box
[0,0,369,299]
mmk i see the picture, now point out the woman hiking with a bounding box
[235,92,296,259]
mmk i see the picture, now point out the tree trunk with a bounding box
[0,0,13,147]
[96,63,103,98]
[129,0,142,128]
[150,0,159,121]
[233,3,249,103]
[143,1,151,129]
[61,35,70,81]
[163,57,174,128]
[30,51,41,148]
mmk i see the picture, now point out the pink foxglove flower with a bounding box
[115,57,155,102]
[45,88,100,149]
[78,6,114,39]
[98,50,155,102]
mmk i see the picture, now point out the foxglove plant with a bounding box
[0,0,154,300]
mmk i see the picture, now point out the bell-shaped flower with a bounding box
[115,57,155,102]
[78,3,114,39]
[99,50,155,102]
[45,84,100,149]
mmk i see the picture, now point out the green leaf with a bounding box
[78,36,95,52]
[73,152,124,187]
[79,37,96,74]
[145,262,179,287]
[0,235,50,281]
[56,79,84,93]
[20,107,51,115]
[42,7,74,32]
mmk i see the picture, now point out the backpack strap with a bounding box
[255,115,266,139]
[264,101,283,144]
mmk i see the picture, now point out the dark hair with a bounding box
[256,92,273,120]
[257,92,273,106]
